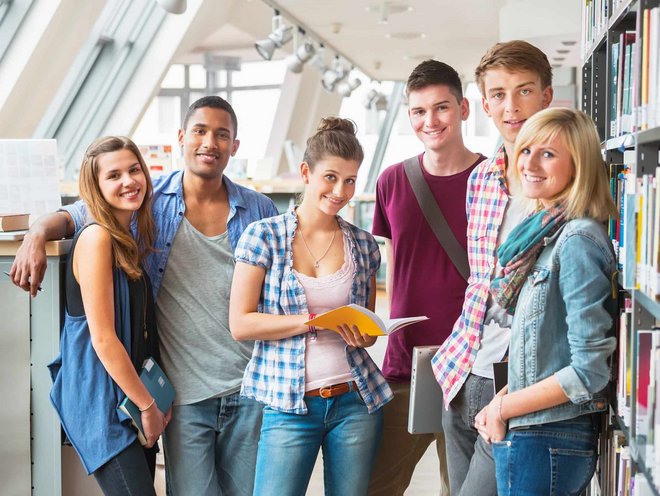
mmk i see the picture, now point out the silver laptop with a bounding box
[408,346,444,434]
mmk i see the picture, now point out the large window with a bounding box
[133,59,285,168]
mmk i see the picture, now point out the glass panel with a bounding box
[162,64,185,88]
[231,88,280,163]
[231,60,286,87]
[132,96,181,150]
[188,64,207,89]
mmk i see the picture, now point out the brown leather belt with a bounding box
[305,381,357,398]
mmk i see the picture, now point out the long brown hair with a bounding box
[78,136,155,280]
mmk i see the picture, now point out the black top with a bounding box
[65,225,160,371]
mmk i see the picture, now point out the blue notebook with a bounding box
[118,357,175,445]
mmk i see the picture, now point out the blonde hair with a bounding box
[512,108,616,222]
[78,136,156,280]
[475,40,552,96]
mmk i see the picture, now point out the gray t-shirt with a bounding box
[156,217,254,405]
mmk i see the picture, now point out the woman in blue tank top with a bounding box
[49,136,166,495]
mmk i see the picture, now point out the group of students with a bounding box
[8,39,618,496]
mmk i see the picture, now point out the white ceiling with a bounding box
[181,0,583,83]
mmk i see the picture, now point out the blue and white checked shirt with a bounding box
[235,209,393,414]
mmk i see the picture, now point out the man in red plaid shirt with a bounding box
[432,41,554,496]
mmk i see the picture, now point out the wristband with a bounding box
[139,398,155,412]
[308,314,317,341]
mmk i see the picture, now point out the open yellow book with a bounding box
[305,304,428,337]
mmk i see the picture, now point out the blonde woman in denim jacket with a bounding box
[474,108,618,496]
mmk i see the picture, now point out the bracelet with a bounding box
[308,314,317,341]
[139,398,155,412]
[495,395,506,425]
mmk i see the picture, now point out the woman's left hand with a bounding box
[335,324,377,348]
[475,395,507,444]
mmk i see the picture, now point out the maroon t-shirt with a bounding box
[372,153,485,383]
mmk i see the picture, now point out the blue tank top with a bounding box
[48,226,137,474]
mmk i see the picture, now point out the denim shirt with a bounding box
[61,170,278,297]
[508,218,617,429]
[235,210,393,415]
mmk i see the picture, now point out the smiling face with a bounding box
[481,68,553,153]
[517,134,574,208]
[96,148,148,226]
[178,106,240,180]
[300,156,359,216]
[408,84,469,153]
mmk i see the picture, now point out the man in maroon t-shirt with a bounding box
[368,60,486,496]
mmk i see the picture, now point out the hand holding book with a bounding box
[119,358,175,446]
[305,304,428,337]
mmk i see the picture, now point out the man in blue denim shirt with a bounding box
[10,96,278,495]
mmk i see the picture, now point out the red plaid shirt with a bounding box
[432,146,511,406]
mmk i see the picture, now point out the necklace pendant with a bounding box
[314,261,320,268]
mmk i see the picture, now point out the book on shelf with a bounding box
[305,304,428,337]
[118,357,175,446]
[0,213,29,232]
[618,297,633,425]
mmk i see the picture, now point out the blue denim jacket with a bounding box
[62,170,278,297]
[508,218,617,429]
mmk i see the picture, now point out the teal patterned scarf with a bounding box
[490,205,566,314]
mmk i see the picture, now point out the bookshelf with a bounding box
[583,0,660,494]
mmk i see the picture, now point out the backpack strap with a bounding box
[403,156,470,281]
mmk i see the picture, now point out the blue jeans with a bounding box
[492,416,598,496]
[163,392,262,496]
[93,439,157,495]
[254,387,384,496]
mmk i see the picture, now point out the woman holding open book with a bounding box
[474,108,618,496]
[48,136,165,495]
[229,117,392,495]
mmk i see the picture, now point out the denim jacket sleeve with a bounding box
[554,229,617,404]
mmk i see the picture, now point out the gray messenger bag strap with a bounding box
[403,155,470,281]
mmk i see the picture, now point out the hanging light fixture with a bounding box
[285,28,316,73]
[337,76,362,97]
[255,12,293,61]
[321,57,349,92]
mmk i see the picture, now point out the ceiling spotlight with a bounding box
[337,77,362,97]
[286,42,315,73]
[285,29,316,74]
[156,0,187,14]
[363,88,379,108]
[310,45,327,72]
[321,57,348,92]
[374,93,388,111]
[255,14,293,61]
[321,68,342,92]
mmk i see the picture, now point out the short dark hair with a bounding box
[406,60,463,102]
[182,96,239,139]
